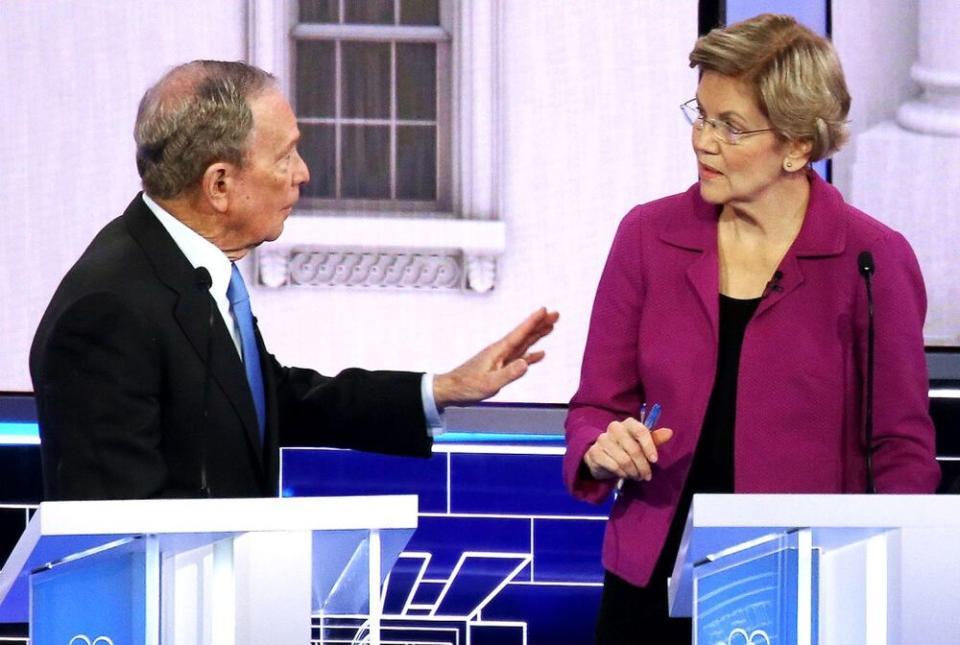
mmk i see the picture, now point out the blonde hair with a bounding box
[689,13,850,161]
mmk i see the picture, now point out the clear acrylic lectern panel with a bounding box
[669,494,960,645]
[0,496,418,645]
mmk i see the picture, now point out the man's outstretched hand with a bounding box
[433,307,559,408]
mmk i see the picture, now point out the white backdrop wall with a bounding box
[0,0,247,391]
[0,0,698,402]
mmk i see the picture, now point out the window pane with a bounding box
[299,0,338,23]
[400,0,439,25]
[342,126,390,199]
[299,124,336,198]
[342,42,391,119]
[397,43,436,120]
[345,0,393,24]
[397,126,436,200]
[296,41,335,117]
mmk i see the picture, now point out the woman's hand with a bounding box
[583,418,674,482]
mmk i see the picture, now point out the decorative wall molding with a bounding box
[258,248,463,290]
[257,247,498,293]
[256,215,503,292]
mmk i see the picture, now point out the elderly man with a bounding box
[30,60,558,500]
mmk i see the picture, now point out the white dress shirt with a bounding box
[141,193,444,433]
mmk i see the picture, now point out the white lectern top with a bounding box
[0,495,418,622]
[668,493,960,617]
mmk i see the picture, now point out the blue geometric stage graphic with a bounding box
[282,436,612,644]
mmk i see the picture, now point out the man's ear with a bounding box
[200,162,234,213]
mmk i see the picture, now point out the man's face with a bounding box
[224,89,309,256]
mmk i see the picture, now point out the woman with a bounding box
[563,14,940,643]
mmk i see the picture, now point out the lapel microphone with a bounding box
[857,251,877,494]
[762,270,784,299]
[194,266,214,498]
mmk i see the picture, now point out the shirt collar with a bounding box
[140,193,233,298]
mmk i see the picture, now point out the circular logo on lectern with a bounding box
[68,636,115,645]
[726,627,771,645]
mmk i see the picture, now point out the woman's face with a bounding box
[692,71,799,208]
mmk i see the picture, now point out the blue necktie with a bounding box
[227,264,266,443]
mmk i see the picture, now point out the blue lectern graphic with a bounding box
[31,537,155,645]
[694,530,819,645]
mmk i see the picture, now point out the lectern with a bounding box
[0,495,418,645]
[668,494,960,644]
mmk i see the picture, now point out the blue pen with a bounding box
[615,402,663,492]
[644,403,662,431]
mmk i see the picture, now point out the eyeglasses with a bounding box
[680,99,776,145]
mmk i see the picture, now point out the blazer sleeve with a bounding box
[564,211,647,503]
[31,292,169,500]
[866,231,940,493]
[269,357,433,458]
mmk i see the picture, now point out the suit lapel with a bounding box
[122,195,267,479]
[257,323,281,492]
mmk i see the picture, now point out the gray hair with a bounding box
[689,14,851,162]
[134,60,277,199]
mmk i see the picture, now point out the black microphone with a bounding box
[195,266,212,291]
[763,270,784,298]
[858,251,877,494]
[194,266,214,498]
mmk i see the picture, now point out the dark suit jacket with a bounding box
[30,195,432,500]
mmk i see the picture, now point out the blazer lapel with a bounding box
[661,185,721,342]
[122,195,267,477]
[755,172,846,317]
[686,250,720,343]
[754,252,804,318]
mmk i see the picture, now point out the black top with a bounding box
[650,293,761,579]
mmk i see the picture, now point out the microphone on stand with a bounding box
[857,251,877,494]
[194,266,214,498]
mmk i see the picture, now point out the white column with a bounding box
[896,0,960,136]
[850,0,960,347]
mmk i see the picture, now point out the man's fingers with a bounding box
[482,358,529,395]
[503,307,547,346]
[522,350,546,365]
[500,308,558,357]
[504,357,529,381]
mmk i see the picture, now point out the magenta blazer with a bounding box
[563,173,940,587]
